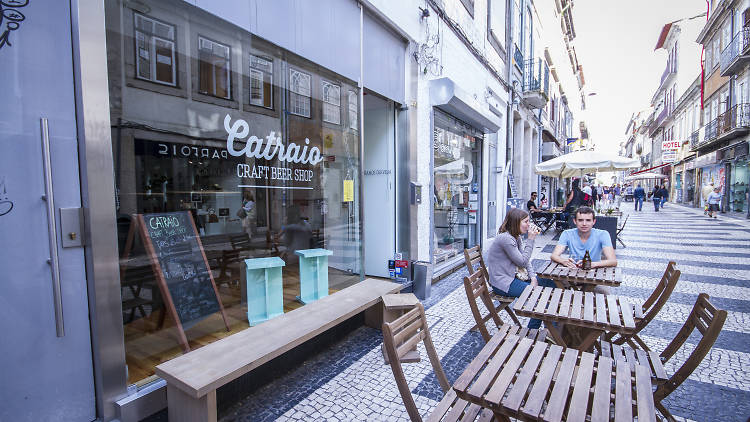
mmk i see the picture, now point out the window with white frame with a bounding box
[712,36,720,69]
[514,0,522,52]
[488,0,506,50]
[249,54,273,108]
[322,81,341,124]
[198,36,230,99]
[348,90,358,130]
[289,68,311,118]
[134,13,176,86]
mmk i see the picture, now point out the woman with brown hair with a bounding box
[486,207,556,329]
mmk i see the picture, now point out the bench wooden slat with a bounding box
[542,348,578,422]
[514,285,534,311]
[595,292,608,326]
[613,361,632,422]
[583,291,594,322]
[591,356,614,422]
[649,350,668,381]
[534,287,553,315]
[635,363,657,422]
[453,329,510,392]
[504,340,548,412]
[570,290,583,320]
[558,289,572,318]
[466,335,521,399]
[485,337,534,405]
[521,344,563,419]
[607,294,621,327]
[619,296,636,329]
[566,352,595,422]
[155,278,402,398]
[522,286,543,313]
[545,288,563,318]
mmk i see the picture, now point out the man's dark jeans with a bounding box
[653,198,660,211]
[634,197,643,211]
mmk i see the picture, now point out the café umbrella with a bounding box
[534,150,641,178]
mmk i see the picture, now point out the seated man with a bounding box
[549,206,617,292]
[527,192,539,211]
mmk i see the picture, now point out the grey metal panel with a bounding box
[363,12,406,104]
[192,0,361,83]
[71,0,130,420]
[430,77,502,132]
[0,0,96,420]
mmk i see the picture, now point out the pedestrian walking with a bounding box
[652,185,661,212]
[591,184,598,208]
[614,184,622,209]
[707,187,722,218]
[633,184,645,211]
[659,185,669,208]
[701,182,714,214]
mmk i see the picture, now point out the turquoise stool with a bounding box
[295,248,333,304]
[243,257,285,325]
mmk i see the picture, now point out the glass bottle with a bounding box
[582,250,592,270]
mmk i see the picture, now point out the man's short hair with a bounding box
[531,191,537,196]
[574,206,596,219]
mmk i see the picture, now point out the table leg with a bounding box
[492,410,513,422]
[545,322,567,347]
[578,329,604,352]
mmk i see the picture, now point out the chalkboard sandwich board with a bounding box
[135,211,230,353]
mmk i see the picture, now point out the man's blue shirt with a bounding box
[558,228,612,261]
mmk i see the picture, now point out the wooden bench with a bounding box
[155,278,402,422]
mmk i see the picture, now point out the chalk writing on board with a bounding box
[0,0,29,51]
[142,212,221,326]
[0,176,13,216]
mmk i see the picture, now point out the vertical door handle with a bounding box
[40,118,65,337]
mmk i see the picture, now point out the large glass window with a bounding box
[432,109,482,274]
[106,0,362,386]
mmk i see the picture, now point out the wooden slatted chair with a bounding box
[604,261,680,351]
[463,269,548,344]
[600,293,726,422]
[463,246,520,326]
[616,214,629,248]
[383,305,542,421]
[382,303,492,422]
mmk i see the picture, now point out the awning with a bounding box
[628,162,671,175]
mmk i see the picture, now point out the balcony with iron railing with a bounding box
[689,129,700,150]
[720,27,750,76]
[522,58,549,108]
[697,103,750,149]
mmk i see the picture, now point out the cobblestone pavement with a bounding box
[220,203,750,422]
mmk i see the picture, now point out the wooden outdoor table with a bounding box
[537,262,622,291]
[513,285,642,352]
[452,332,659,422]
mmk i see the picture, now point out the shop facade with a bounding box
[722,141,750,216]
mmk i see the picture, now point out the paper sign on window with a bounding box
[343,179,354,202]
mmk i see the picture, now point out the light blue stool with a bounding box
[243,257,285,325]
[295,248,333,304]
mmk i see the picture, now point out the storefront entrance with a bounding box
[363,92,396,277]
[0,1,96,420]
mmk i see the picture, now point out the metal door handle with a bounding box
[40,118,65,337]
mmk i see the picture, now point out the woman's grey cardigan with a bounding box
[485,232,536,293]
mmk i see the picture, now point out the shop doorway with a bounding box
[363,92,396,277]
[0,2,96,420]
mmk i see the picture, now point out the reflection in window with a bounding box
[322,81,341,124]
[289,68,311,117]
[348,90,358,130]
[249,54,273,108]
[198,37,230,99]
[134,13,176,86]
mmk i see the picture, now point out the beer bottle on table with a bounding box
[582,250,592,270]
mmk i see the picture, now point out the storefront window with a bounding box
[106,0,362,386]
[730,161,748,213]
[432,109,482,273]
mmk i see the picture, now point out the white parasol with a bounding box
[534,150,641,178]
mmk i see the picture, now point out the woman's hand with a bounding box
[527,223,540,240]
[530,277,538,288]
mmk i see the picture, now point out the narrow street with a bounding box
[206,204,750,422]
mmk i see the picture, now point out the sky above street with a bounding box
[573,0,707,154]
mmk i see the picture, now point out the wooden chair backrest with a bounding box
[616,214,629,232]
[462,269,503,343]
[656,293,726,401]
[463,246,488,280]
[382,304,449,422]
[637,261,680,332]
